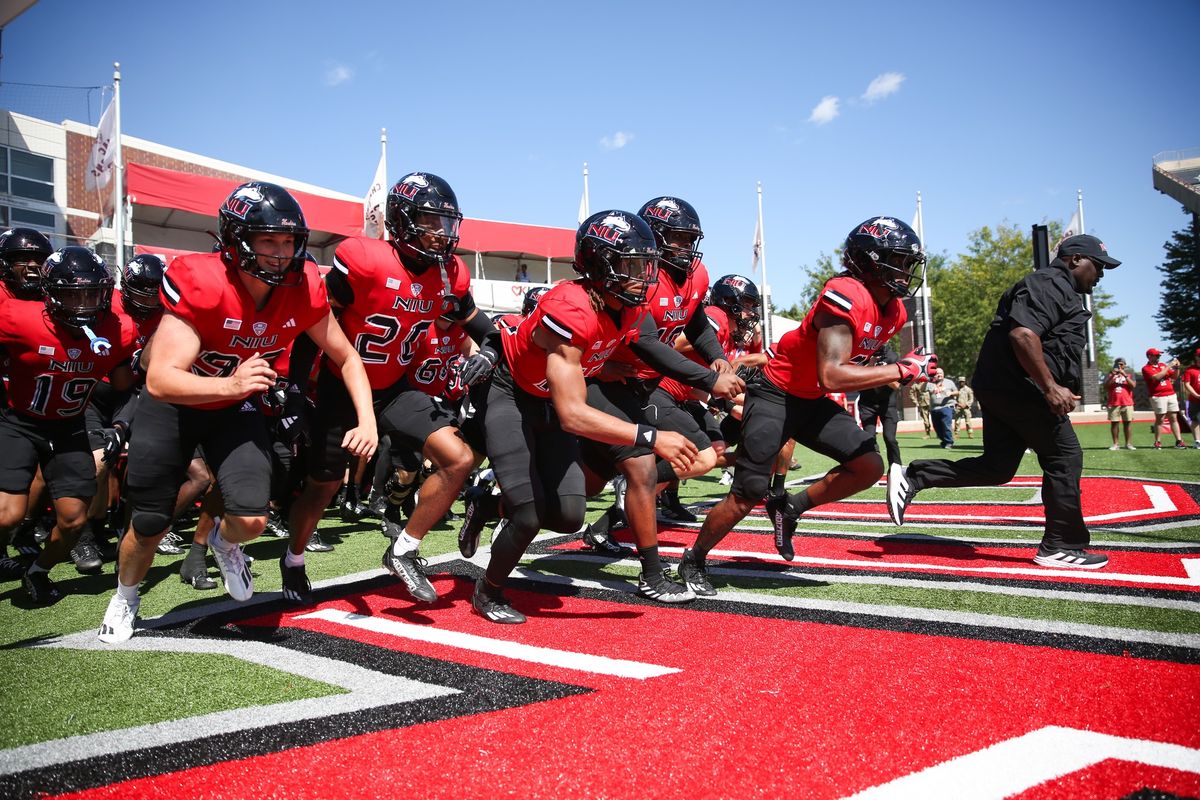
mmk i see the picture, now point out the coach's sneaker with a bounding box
[22,569,62,607]
[156,530,185,556]
[279,554,313,606]
[382,545,437,603]
[472,578,526,624]
[678,549,716,597]
[1033,546,1108,569]
[637,570,696,603]
[209,526,254,602]
[886,462,917,526]
[70,529,104,575]
[658,490,697,523]
[97,592,139,644]
[765,492,797,562]
[458,485,500,559]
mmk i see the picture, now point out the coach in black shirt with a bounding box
[886,234,1120,569]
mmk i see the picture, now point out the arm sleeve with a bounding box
[287,332,320,392]
[459,306,495,345]
[112,387,140,430]
[684,307,725,364]
[448,289,477,321]
[629,315,717,391]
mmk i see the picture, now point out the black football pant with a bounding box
[906,388,1088,550]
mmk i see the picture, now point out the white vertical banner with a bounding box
[751,214,763,274]
[913,191,932,351]
[754,182,771,345]
[577,162,590,225]
[363,128,388,239]
[84,93,117,193]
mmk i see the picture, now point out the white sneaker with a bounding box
[886,462,915,526]
[210,523,254,602]
[1108,444,1120,450]
[1125,444,1137,450]
[97,592,140,644]
[718,469,734,486]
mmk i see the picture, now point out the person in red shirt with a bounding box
[1142,347,1185,449]
[1103,357,1136,450]
[0,246,139,604]
[458,210,701,623]
[678,217,934,596]
[96,182,377,643]
[1183,348,1200,449]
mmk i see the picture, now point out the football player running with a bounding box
[0,246,139,604]
[678,217,934,596]
[97,182,376,643]
[282,172,489,606]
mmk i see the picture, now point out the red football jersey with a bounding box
[111,289,163,378]
[660,305,732,402]
[409,322,470,401]
[329,236,471,389]
[160,252,328,410]
[605,262,710,380]
[764,275,906,399]
[1141,362,1177,398]
[0,297,138,420]
[500,281,644,398]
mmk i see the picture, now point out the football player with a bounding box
[282,172,489,606]
[0,227,53,304]
[97,182,377,643]
[0,246,139,604]
[677,217,934,596]
[458,210,705,623]
[570,198,742,558]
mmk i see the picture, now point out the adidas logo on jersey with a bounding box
[240,400,256,412]
[283,318,296,329]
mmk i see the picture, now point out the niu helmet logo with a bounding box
[644,199,679,222]
[396,174,430,201]
[589,214,632,244]
[225,186,264,220]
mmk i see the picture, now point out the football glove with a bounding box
[896,347,936,386]
[100,422,129,466]
[460,346,498,387]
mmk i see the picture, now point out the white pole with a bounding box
[582,162,590,220]
[1078,188,1096,367]
[916,191,932,350]
[380,128,388,241]
[111,62,125,267]
[546,254,551,284]
[756,182,771,345]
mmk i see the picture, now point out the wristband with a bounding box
[634,424,658,448]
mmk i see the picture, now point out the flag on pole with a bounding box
[363,147,387,239]
[84,96,117,192]
[577,162,590,225]
[751,215,763,273]
[1051,208,1083,256]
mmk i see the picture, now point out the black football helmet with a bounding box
[710,274,762,347]
[385,172,462,274]
[521,285,550,316]
[41,246,114,329]
[637,196,703,281]
[121,254,166,318]
[575,210,660,307]
[841,217,926,298]
[217,182,310,287]
[0,227,54,298]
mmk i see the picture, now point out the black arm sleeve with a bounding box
[448,290,477,321]
[325,268,355,307]
[684,307,726,365]
[629,315,717,392]
[459,308,496,346]
[112,387,140,430]
[287,332,320,392]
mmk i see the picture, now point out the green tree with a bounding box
[1154,211,1200,355]
[931,222,1124,379]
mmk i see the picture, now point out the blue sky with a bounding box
[4,0,1198,362]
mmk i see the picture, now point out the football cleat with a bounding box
[886,462,917,526]
[279,554,313,606]
[458,485,499,559]
[382,546,437,603]
[22,569,62,607]
[658,491,697,523]
[1032,547,1108,570]
[70,532,103,575]
[305,530,334,553]
[677,549,716,597]
[0,555,26,582]
[637,570,696,603]
[97,592,140,644]
[179,550,217,590]
[156,530,185,555]
[765,492,798,561]
[581,513,631,557]
[471,578,526,624]
[209,528,254,602]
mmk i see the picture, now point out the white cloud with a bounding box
[862,72,905,103]
[600,131,634,150]
[807,96,840,125]
[324,63,354,87]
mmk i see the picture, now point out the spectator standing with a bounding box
[514,264,530,282]
[909,380,932,439]
[1183,348,1200,450]
[928,368,958,448]
[1142,347,1185,449]
[953,375,975,439]
[1103,357,1137,450]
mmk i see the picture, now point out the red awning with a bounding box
[126,163,575,259]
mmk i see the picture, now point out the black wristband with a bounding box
[634,424,657,448]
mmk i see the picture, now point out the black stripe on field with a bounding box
[0,626,590,799]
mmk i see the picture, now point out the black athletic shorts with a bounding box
[125,395,274,533]
[470,361,584,511]
[0,407,96,499]
[647,387,721,451]
[307,366,455,482]
[730,376,878,501]
[578,378,659,473]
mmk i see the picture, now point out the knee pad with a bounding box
[732,471,768,504]
[507,503,543,548]
[131,508,172,539]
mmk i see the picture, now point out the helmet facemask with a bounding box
[46,283,113,329]
[393,206,462,273]
[226,227,310,287]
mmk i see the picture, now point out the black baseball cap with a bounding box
[1057,234,1121,267]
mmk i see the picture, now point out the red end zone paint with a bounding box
[52,583,1200,799]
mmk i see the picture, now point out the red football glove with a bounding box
[896,347,936,386]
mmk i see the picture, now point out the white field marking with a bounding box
[1185,559,1200,582]
[297,608,679,680]
[1,631,456,777]
[844,725,1200,800]
[511,561,1200,650]
[649,545,1200,588]
[532,551,1200,613]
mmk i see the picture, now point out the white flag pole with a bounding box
[756,181,771,345]
[112,62,125,267]
[1078,188,1096,368]
[380,128,388,240]
[915,191,931,351]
